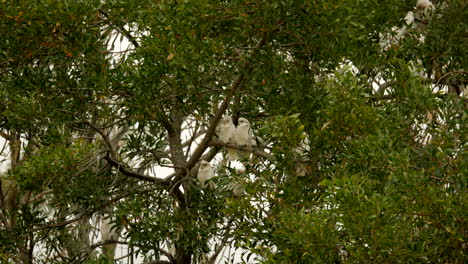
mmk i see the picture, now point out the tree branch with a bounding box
[209,220,234,264]
[105,155,170,185]
[84,121,170,185]
[0,131,12,141]
[98,9,140,49]
[68,239,129,264]
[207,140,274,160]
[435,70,468,86]
[143,261,171,264]
[430,176,455,184]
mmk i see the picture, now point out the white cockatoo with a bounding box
[167,241,176,259]
[232,118,256,160]
[216,115,237,160]
[415,0,434,31]
[101,215,119,260]
[197,160,215,188]
[216,115,235,143]
[416,0,433,8]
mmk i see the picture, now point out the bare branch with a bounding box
[183,122,204,157]
[376,80,396,96]
[159,247,175,263]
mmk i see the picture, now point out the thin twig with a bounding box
[430,176,455,184]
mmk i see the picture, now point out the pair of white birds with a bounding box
[216,116,257,160]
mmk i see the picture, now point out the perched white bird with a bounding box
[415,0,434,31]
[216,115,237,160]
[197,160,215,188]
[379,0,436,51]
[416,0,433,8]
[232,118,256,160]
[216,116,235,143]
[101,216,119,260]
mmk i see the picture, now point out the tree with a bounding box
[0,0,466,263]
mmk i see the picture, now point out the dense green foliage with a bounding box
[1,0,466,263]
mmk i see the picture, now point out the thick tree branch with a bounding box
[207,140,274,160]
[0,131,12,141]
[158,248,175,263]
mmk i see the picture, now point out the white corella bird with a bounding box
[415,0,434,31]
[231,118,256,160]
[216,115,237,160]
[197,160,215,189]
[216,115,235,143]
[416,0,433,8]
